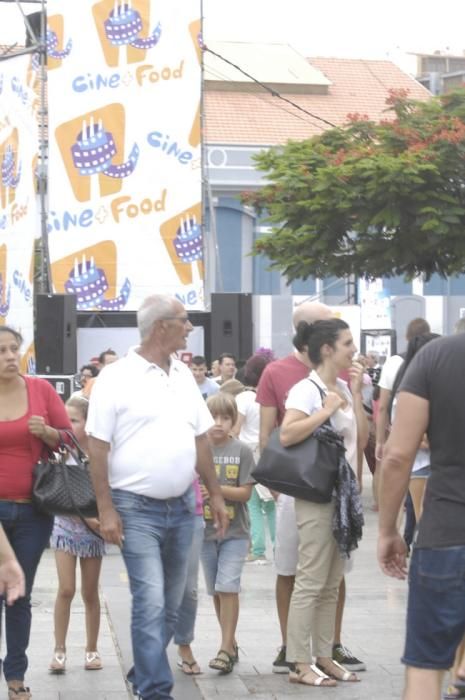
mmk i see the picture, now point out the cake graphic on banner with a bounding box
[104,1,161,49]
[55,104,138,202]
[92,0,161,67]
[51,242,131,311]
[45,15,72,71]
[71,116,139,179]
[47,27,72,60]
[0,129,21,210]
[160,203,203,287]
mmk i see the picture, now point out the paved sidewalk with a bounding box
[20,488,416,699]
[20,549,131,700]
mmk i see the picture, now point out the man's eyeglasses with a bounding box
[161,315,190,324]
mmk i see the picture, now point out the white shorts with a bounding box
[274,494,299,576]
[274,494,355,576]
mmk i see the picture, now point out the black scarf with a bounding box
[313,424,364,558]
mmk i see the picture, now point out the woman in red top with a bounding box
[0,326,71,700]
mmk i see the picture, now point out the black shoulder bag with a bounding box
[251,380,340,503]
[33,430,103,539]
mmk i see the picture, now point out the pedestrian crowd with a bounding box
[0,294,463,700]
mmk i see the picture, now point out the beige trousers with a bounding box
[286,498,344,662]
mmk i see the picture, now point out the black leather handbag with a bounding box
[33,430,100,525]
[252,381,340,503]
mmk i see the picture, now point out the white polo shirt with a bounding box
[86,348,214,499]
[378,354,404,391]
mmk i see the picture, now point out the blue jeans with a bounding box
[201,537,249,595]
[174,515,204,646]
[112,488,195,700]
[248,487,276,557]
[402,545,465,669]
[0,502,53,681]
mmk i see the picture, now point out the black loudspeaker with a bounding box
[35,375,76,403]
[211,293,253,362]
[35,294,77,375]
[25,11,46,47]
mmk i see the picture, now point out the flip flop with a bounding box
[443,687,465,700]
[176,658,201,675]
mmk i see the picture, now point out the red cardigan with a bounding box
[0,375,72,500]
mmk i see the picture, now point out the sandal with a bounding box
[444,687,465,700]
[208,650,235,674]
[289,664,337,687]
[85,651,103,670]
[444,685,465,699]
[49,651,66,674]
[316,659,360,682]
[232,643,239,663]
[176,658,201,675]
[8,688,32,699]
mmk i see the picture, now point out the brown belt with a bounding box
[0,498,32,504]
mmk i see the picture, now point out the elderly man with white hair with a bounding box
[87,295,228,700]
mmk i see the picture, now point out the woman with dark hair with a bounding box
[232,353,275,563]
[0,326,72,699]
[280,319,366,687]
[389,332,440,522]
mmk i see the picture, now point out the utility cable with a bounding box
[204,63,326,132]
[203,43,338,129]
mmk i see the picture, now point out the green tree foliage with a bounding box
[244,88,465,281]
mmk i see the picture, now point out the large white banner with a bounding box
[47,0,203,311]
[0,54,38,371]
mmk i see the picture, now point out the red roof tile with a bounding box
[204,57,431,145]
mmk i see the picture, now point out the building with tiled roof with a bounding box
[202,43,464,355]
[204,49,431,145]
[413,50,465,94]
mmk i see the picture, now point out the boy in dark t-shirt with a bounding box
[200,393,254,675]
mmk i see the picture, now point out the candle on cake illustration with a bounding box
[160,205,203,287]
[71,116,139,180]
[104,0,161,50]
[64,252,131,311]
[1,144,21,209]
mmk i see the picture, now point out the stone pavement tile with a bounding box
[58,694,131,699]
[195,674,250,695]
[100,483,430,700]
[22,550,131,700]
[186,490,410,699]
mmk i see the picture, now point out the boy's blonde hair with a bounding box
[207,392,238,425]
[65,395,89,419]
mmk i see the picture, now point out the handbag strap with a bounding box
[308,378,332,427]
[58,435,104,541]
[59,429,88,462]
[61,463,104,540]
